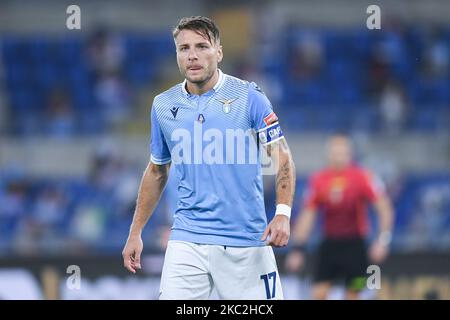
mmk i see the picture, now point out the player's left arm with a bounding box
[261,137,296,247]
[247,81,296,247]
[370,193,395,262]
[374,194,394,244]
[365,172,395,263]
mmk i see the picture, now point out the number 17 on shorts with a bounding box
[260,271,278,299]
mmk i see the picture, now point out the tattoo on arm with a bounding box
[268,138,296,206]
[277,160,290,190]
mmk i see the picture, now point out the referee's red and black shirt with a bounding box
[303,164,385,239]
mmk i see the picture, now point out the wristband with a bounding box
[378,231,392,246]
[275,204,291,219]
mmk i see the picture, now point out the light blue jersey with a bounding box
[150,70,284,246]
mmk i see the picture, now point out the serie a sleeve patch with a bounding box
[263,111,279,126]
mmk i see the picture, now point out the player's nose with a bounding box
[187,49,198,61]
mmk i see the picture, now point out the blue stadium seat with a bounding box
[315,106,351,132]
[4,63,28,87]
[60,36,84,65]
[350,106,380,132]
[35,63,61,90]
[279,107,316,132]
[29,37,53,63]
[411,108,439,131]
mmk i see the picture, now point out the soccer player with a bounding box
[285,134,394,300]
[122,16,296,300]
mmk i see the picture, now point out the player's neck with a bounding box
[330,164,348,171]
[186,70,219,96]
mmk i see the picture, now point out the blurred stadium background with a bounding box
[0,0,449,299]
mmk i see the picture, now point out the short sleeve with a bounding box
[150,105,171,165]
[361,170,385,202]
[248,82,284,146]
[248,82,277,130]
[303,174,321,210]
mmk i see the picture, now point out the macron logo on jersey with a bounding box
[170,107,179,119]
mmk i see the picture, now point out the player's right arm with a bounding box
[362,170,394,264]
[285,175,320,272]
[285,208,317,272]
[123,102,172,274]
[122,161,170,274]
[291,207,318,246]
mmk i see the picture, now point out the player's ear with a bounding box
[217,44,223,63]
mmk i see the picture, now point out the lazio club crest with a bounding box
[216,98,238,114]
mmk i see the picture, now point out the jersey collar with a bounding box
[182,69,224,97]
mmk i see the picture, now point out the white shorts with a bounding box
[159,240,284,300]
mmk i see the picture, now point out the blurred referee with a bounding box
[285,134,394,299]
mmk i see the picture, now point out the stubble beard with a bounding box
[184,67,215,87]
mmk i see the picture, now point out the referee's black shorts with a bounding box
[314,237,369,291]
